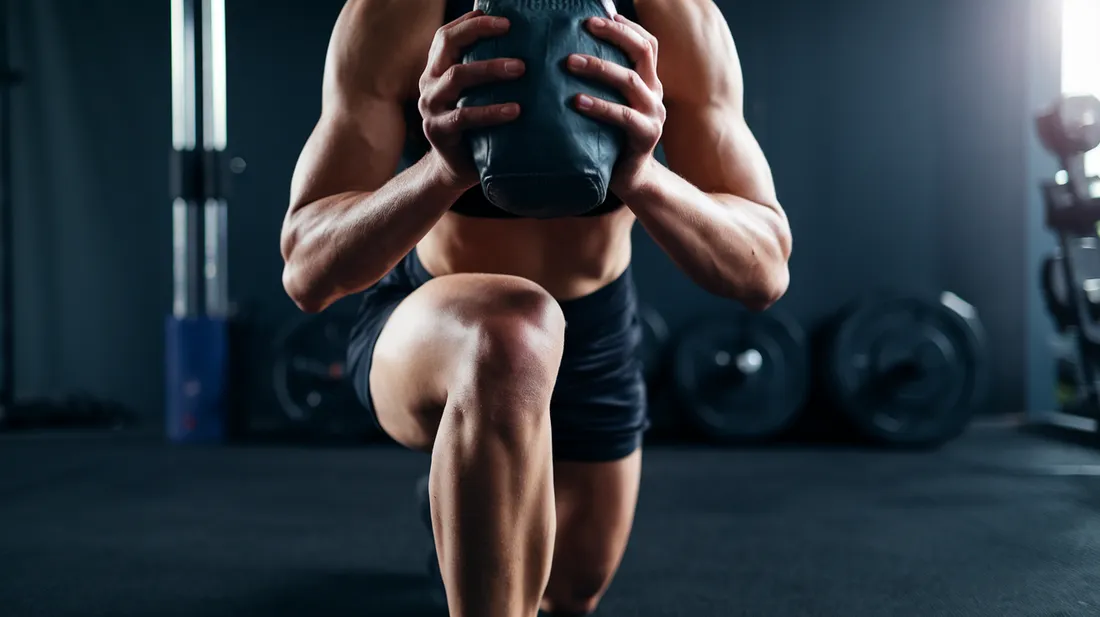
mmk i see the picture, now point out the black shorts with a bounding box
[346,250,649,462]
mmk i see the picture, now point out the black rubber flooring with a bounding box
[3,426,1100,617]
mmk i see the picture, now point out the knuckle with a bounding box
[424,84,445,107]
[432,29,449,51]
[438,31,460,54]
[451,108,470,129]
[440,109,458,130]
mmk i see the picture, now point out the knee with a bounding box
[472,280,565,362]
[449,280,565,420]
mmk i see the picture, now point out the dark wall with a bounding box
[9,0,1048,421]
[10,0,172,417]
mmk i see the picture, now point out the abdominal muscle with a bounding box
[416,208,637,300]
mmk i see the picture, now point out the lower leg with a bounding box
[432,397,555,617]
[540,451,643,616]
[430,318,564,617]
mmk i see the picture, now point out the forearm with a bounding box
[627,161,791,309]
[282,152,467,311]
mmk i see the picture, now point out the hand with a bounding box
[418,11,526,189]
[567,14,666,198]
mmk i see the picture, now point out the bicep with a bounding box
[288,0,436,213]
[661,104,778,208]
[643,0,778,207]
[289,98,406,212]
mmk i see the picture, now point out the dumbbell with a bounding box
[1037,94,1100,203]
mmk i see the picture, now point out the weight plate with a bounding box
[644,382,684,441]
[637,305,683,441]
[672,310,809,441]
[637,304,670,384]
[823,293,988,447]
[272,311,374,441]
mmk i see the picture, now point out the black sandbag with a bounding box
[459,0,630,218]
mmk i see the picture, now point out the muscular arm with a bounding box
[629,0,792,310]
[281,0,459,313]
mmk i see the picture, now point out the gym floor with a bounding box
[3,425,1100,617]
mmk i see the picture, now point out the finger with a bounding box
[425,59,525,111]
[426,103,521,141]
[566,55,655,111]
[613,15,661,87]
[445,9,484,27]
[429,15,510,74]
[613,12,658,49]
[574,94,654,139]
[586,17,659,87]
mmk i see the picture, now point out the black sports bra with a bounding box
[401,0,638,219]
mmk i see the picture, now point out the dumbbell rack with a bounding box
[1034,95,1100,436]
[1042,178,1100,428]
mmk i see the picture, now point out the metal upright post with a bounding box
[170,0,203,319]
[166,0,232,443]
[201,0,229,318]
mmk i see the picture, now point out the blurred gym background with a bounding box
[3,0,1100,616]
[2,0,1054,428]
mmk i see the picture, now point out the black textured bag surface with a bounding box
[459,0,630,218]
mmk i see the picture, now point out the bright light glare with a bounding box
[204,0,228,150]
[170,0,195,150]
[1063,0,1100,175]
